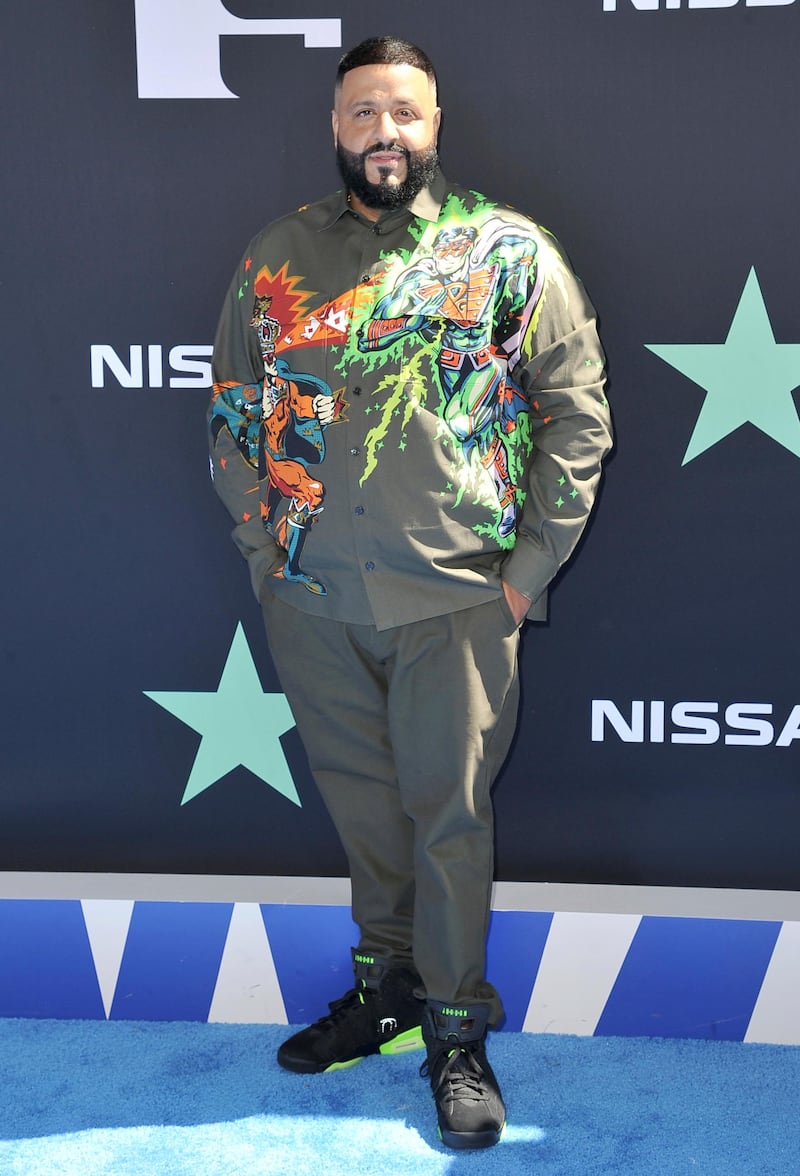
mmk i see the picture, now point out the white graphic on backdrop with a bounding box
[592,700,800,745]
[603,1,794,10]
[134,0,341,99]
[90,345,212,388]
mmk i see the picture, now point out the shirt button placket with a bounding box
[347,400,373,574]
[352,246,380,583]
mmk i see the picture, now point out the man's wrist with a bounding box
[501,579,532,626]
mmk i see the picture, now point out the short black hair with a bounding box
[335,36,437,94]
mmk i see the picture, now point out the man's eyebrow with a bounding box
[346,95,422,110]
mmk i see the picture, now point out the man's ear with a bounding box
[331,109,339,147]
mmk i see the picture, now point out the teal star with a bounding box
[144,624,299,807]
[647,269,800,465]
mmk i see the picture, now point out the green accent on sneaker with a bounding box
[353,953,375,965]
[323,1055,364,1072]
[378,1025,424,1056]
[440,1007,469,1018]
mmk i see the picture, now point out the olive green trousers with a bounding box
[261,591,521,1025]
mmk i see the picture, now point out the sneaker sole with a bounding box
[323,1025,425,1071]
[378,1025,425,1057]
[279,1025,424,1075]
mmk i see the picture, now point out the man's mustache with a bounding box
[361,142,410,161]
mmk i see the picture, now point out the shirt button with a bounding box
[352,386,362,396]
[365,561,375,571]
[349,447,360,456]
[354,505,365,516]
[360,273,370,283]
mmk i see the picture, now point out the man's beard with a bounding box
[336,141,439,211]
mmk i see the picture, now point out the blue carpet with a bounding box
[1,1020,798,1174]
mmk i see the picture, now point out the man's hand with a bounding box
[502,580,531,627]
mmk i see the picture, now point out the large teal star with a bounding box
[646,268,800,465]
[144,624,299,807]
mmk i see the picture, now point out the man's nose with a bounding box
[376,111,400,141]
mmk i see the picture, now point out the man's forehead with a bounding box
[336,63,436,106]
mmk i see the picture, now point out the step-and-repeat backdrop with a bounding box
[3,0,799,894]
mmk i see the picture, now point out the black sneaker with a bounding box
[421,1002,506,1149]
[277,950,425,1074]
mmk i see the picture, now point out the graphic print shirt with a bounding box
[209,172,612,630]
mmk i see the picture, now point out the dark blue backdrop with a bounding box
[2,0,798,887]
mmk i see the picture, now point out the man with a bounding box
[209,36,612,1150]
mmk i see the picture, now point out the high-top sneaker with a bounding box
[421,1001,506,1149]
[277,950,425,1074]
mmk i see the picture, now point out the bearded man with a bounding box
[209,35,612,1150]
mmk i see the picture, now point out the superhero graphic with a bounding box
[212,196,570,593]
[211,289,340,596]
[253,294,336,595]
[356,213,539,539]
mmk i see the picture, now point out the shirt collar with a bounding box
[408,169,446,222]
[319,189,352,230]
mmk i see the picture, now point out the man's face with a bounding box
[332,63,441,212]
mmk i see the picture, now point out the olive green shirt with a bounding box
[209,172,612,630]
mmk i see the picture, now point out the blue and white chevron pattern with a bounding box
[1,898,798,1044]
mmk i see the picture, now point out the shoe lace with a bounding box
[421,1041,488,1105]
[313,984,367,1030]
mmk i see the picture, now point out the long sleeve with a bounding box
[207,248,286,598]
[501,238,612,614]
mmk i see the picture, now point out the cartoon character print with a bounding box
[211,291,337,596]
[211,199,560,595]
[356,212,539,540]
[253,293,337,595]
